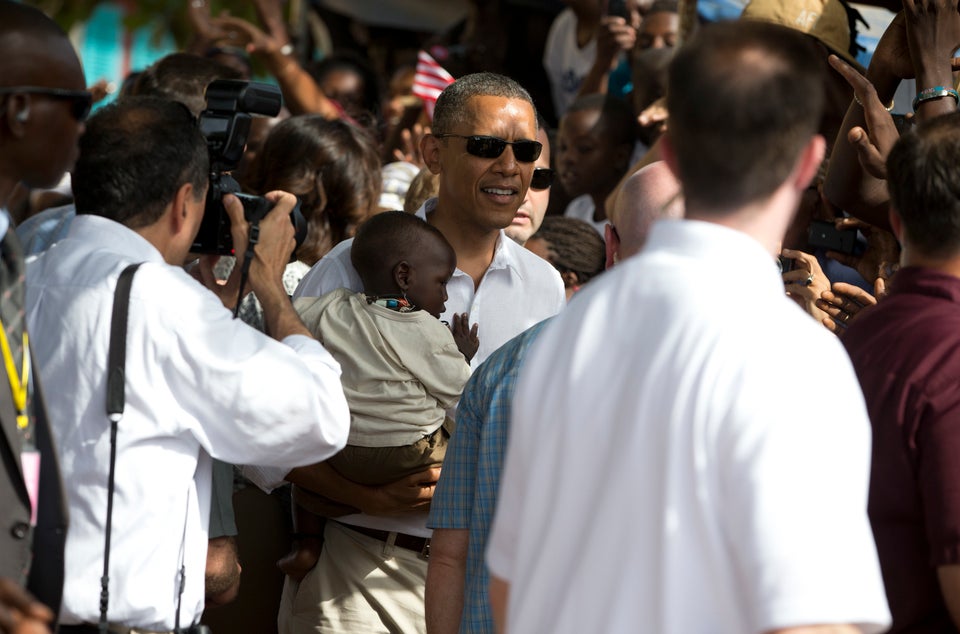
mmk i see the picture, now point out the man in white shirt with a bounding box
[26,97,350,633]
[277,72,564,633]
[487,21,891,634]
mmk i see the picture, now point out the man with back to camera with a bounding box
[0,2,87,630]
[487,21,891,634]
[261,72,565,633]
[25,96,350,633]
[842,111,960,633]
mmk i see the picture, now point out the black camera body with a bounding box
[193,79,306,255]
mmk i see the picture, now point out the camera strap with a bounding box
[232,217,262,319]
[101,262,142,633]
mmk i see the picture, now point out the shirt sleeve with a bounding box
[428,371,484,529]
[292,239,362,298]
[158,268,351,473]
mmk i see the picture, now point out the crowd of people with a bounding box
[3,0,960,632]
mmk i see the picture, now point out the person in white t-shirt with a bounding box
[488,21,891,634]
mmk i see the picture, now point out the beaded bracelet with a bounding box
[912,86,960,112]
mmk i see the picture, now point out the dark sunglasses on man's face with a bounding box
[530,167,555,191]
[435,133,543,163]
[0,86,94,122]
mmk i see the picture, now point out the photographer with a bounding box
[25,96,350,633]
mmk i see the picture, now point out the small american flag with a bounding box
[412,50,455,120]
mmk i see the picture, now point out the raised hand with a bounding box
[781,248,833,324]
[825,217,901,286]
[816,280,883,334]
[451,313,479,362]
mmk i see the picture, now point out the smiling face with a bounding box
[506,126,551,245]
[432,95,539,235]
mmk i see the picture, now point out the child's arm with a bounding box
[451,313,479,362]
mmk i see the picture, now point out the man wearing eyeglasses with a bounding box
[0,2,88,632]
[264,73,565,634]
[504,121,554,247]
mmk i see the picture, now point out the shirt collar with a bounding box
[645,218,784,293]
[68,214,166,264]
[414,197,524,280]
[888,266,960,305]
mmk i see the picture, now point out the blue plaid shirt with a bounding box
[428,319,551,634]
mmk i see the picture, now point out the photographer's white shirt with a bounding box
[26,215,351,630]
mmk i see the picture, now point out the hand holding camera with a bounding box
[223,190,298,304]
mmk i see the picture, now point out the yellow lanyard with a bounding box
[0,324,29,429]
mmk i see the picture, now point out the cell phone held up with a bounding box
[807,220,857,255]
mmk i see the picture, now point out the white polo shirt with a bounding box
[487,218,891,634]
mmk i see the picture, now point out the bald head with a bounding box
[608,161,683,266]
[0,2,82,88]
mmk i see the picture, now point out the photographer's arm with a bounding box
[286,462,439,516]
[223,192,311,340]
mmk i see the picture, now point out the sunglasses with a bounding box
[435,133,542,163]
[530,167,555,191]
[0,86,93,121]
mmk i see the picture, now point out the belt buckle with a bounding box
[419,538,431,561]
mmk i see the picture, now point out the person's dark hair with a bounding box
[666,21,824,213]
[433,72,537,135]
[566,93,637,150]
[351,210,451,290]
[886,111,960,258]
[245,115,382,265]
[73,97,208,228]
[132,53,242,117]
[306,52,381,119]
[531,216,606,285]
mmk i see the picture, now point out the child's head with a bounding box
[525,216,606,300]
[557,94,636,200]
[351,211,456,318]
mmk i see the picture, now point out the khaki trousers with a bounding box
[278,521,428,634]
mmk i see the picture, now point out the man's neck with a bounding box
[427,205,501,290]
[685,189,798,258]
[901,248,960,280]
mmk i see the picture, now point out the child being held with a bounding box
[279,210,478,580]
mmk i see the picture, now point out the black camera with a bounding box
[193,79,306,255]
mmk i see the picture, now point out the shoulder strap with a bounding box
[99,262,142,633]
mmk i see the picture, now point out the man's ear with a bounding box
[170,182,195,234]
[889,206,904,243]
[393,260,412,290]
[560,270,580,289]
[792,134,827,192]
[604,223,620,270]
[3,94,30,136]
[422,134,443,175]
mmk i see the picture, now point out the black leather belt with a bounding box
[340,523,430,558]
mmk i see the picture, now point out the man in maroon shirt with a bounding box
[843,111,960,634]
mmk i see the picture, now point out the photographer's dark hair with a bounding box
[666,21,824,213]
[350,210,450,291]
[73,97,208,228]
[886,111,960,258]
[244,115,382,265]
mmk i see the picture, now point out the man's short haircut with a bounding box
[73,97,209,228]
[132,53,242,117]
[666,21,824,213]
[351,210,451,288]
[886,111,960,259]
[432,72,537,135]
